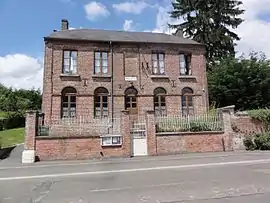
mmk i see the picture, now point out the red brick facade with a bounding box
[42,39,208,123]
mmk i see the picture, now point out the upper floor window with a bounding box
[154,87,167,117]
[61,87,76,118]
[180,54,191,75]
[63,50,77,74]
[94,52,108,75]
[94,87,109,118]
[152,53,165,75]
[181,87,194,116]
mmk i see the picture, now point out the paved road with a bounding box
[1,151,270,203]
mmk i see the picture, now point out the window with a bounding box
[180,54,191,75]
[181,87,194,116]
[61,87,76,118]
[63,51,77,74]
[94,87,109,118]
[152,53,165,75]
[154,87,167,117]
[125,87,138,114]
[101,135,122,146]
[94,51,108,74]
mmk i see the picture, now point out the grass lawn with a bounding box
[0,128,24,148]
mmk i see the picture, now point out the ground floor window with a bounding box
[154,87,167,117]
[181,87,194,116]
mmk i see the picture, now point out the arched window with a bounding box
[154,87,166,116]
[125,87,138,114]
[181,87,194,116]
[61,87,77,118]
[94,87,109,118]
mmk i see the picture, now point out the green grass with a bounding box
[0,128,24,148]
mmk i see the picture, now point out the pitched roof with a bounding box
[45,29,201,45]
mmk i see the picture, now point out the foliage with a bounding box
[0,128,24,148]
[0,83,42,112]
[208,53,270,110]
[244,133,270,151]
[169,0,244,66]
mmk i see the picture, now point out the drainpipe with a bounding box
[110,41,114,120]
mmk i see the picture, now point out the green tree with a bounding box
[169,0,244,66]
[208,52,270,110]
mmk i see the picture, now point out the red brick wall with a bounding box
[36,136,127,161]
[156,132,230,155]
[42,41,208,123]
[231,115,265,134]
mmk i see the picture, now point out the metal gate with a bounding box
[130,117,147,156]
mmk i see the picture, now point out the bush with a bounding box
[3,112,25,130]
[244,132,270,151]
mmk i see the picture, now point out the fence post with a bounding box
[121,110,131,157]
[221,108,234,151]
[22,110,38,163]
[146,110,157,156]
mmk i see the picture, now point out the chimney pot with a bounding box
[61,19,69,30]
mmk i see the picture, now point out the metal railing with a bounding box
[156,113,224,133]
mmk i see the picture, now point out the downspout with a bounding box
[110,41,114,120]
[50,44,54,124]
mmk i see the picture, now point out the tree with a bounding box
[208,52,270,110]
[169,0,244,66]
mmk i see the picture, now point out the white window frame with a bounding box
[100,135,122,146]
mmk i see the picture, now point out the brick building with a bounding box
[42,19,208,124]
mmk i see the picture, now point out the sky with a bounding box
[0,0,270,90]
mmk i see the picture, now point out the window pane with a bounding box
[70,96,76,103]
[70,103,76,108]
[182,97,187,107]
[102,96,108,103]
[95,66,101,74]
[159,61,165,74]
[152,54,157,60]
[62,102,68,108]
[95,102,100,108]
[159,53,164,60]
[102,66,108,74]
[71,51,77,59]
[160,96,165,103]
[95,96,100,102]
[131,96,136,102]
[154,96,158,103]
[64,58,70,66]
[103,102,108,108]
[102,137,111,145]
[95,110,101,117]
[95,52,100,59]
[102,59,108,67]
[102,52,108,59]
[132,103,136,108]
[63,96,68,103]
[112,137,121,144]
[63,65,70,73]
[188,97,193,107]
[64,51,70,59]
[153,61,158,68]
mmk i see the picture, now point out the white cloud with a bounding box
[123,20,135,31]
[84,1,110,21]
[113,1,149,14]
[0,54,43,90]
[235,0,270,57]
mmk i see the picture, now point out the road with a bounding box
[1,151,270,203]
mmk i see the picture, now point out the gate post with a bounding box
[22,110,38,163]
[121,110,131,157]
[146,110,157,156]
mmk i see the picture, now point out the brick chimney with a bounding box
[61,19,69,30]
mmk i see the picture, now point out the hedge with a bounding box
[0,112,25,131]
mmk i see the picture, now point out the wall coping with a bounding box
[36,135,100,140]
[156,131,224,136]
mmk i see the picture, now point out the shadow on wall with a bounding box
[0,146,16,160]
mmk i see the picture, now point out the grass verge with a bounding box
[0,128,24,148]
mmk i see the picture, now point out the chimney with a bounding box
[61,19,69,30]
[175,28,183,37]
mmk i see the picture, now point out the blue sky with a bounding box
[0,0,270,90]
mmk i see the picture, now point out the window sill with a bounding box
[178,75,196,79]
[92,75,112,79]
[60,73,80,78]
[150,75,169,79]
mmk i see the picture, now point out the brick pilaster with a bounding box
[146,110,157,156]
[121,110,131,157]
[221,109,234,151]
[24,110,38,150]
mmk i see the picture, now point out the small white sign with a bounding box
[125,76,137,81]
